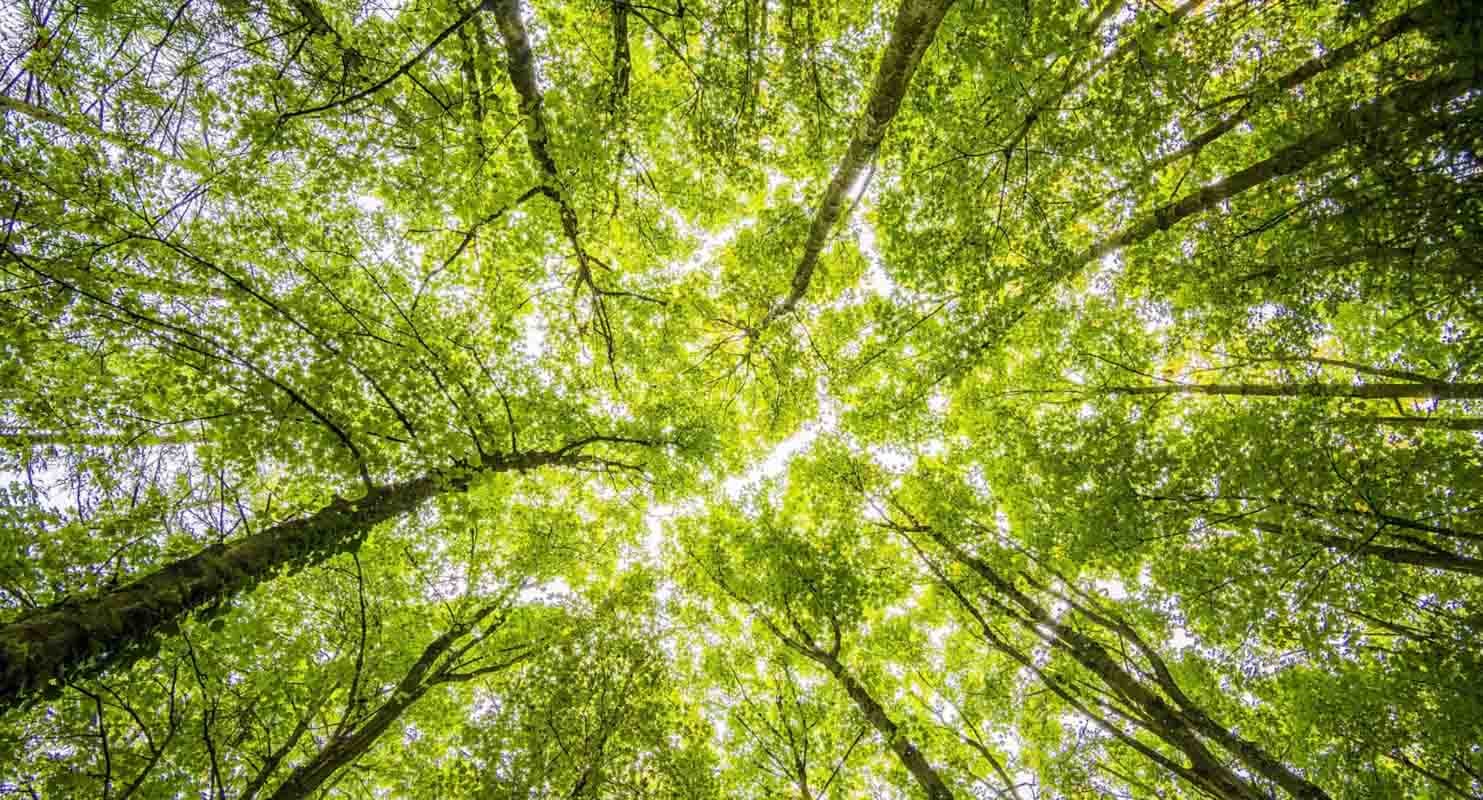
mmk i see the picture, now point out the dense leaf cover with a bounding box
[1,0,1481,796]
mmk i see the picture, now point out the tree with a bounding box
[2,0,1480,796]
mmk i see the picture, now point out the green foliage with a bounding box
[1,0,1480,796]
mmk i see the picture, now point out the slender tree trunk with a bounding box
[921,526,1332,800]
[1384,750,1482,800]
[903,530,1259,800]
[492,0,561,180]
[490,0,586,265]
[1145,1,1436,174]
[1242,355,1441,385]
[0,447,584,709]
[811,649,955,800]
[491,0,612,314]
[1077,66,1479,271]
[1347,416,1483,431]
[1108,381,1483,400]
[1257,523,1483,577]
[721,571,957,799]
[266,690,422,800]
[240,685,333,800]
[609,0,630,115]
[265,601,522,800]
[759,0,953,329]
[1270,499,1483,544]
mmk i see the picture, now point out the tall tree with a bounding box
[3,0,1480,796]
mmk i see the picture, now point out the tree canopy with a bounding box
[1,0,1481,796]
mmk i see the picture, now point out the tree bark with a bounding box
[1256,523,1483,577]
[490,0,588,268]
[491,0,561,180]
[1108,381,1483,400]
[920,526,1331,800]
[1144,1,1436,174]
[265,600,524,800]
[609,0,631,115]
[240,685,333,800]
[912,551,1252,797]
[716,570,957,799]
[810,649,955,800]
[903,531,1259,800]
[491,0,643,376]
[489,0,590,278]
[0,445,603,710]
[1076,66,1479,272]
[758,0,953,330]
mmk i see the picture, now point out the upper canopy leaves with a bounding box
[1,0,1480,796]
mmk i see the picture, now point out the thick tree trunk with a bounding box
[0,448,578,709]
[1108,381,1483,400]
[759,0,953,329]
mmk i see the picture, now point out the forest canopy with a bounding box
[1,0,1481,796]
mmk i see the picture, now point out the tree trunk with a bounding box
[1269,499,1483,545]
[906,531,1259,800]
[1145,1,1436,174]
[264,685,424,800]
[491,0,561,180]
[812,650,955,800]
[491,0,608,309]
[265,601,520,800]
[1108,381,1483,400]
[729,577,958,799]
[759,0,953,329]
[608,0,630,115]
[0,447,581,709]
[240,685,333,800]
[1257,523,1483,577]
[922,526,1331,800]
[1076,66,1479,272]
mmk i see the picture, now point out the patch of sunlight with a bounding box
[722,426,818,499]
[1093,577,1129,600]
[516,577,573,606]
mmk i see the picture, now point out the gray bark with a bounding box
[758,0,954,330]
